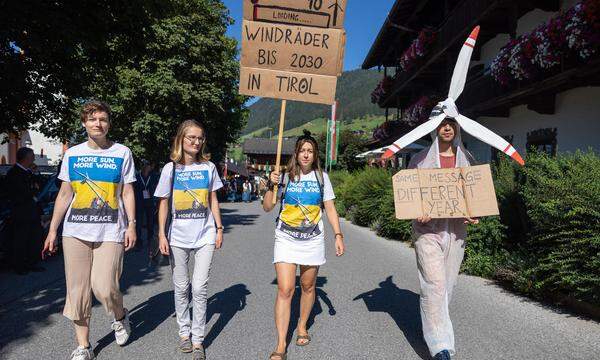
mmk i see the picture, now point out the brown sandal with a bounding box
[269,351,287,360]
[296,334,311,346]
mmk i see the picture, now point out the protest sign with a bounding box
[240,67,337,105]
[243,0,347,29]
[241,20,345,76]
[392,164,499,219]
[239,0,348,203]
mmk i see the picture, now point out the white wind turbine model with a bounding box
[382,26,525,166]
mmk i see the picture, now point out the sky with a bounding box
[222,0,395,71]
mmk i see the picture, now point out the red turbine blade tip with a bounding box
[511,151,525,166]
[382,149,395,160]
[469,26,480,40]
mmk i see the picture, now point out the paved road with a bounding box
[1,202,599,359]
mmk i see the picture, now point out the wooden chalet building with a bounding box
[242,137,296,172]
[363,0,600,163]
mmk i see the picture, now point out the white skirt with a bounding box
[273,233,326,266]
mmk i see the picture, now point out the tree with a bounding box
[1,0,247,163]
[317,129,367,171]
[91,0,247,163]
[0,1,161,137]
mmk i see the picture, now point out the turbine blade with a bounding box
[382,113,446,159]
[455,114,524,165]
[448,26,480,100]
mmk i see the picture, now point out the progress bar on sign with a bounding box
[253,5,331,28]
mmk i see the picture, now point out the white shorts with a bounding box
[273,234,326,266]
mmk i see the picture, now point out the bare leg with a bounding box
[73,319,90,348]
[297,265,318,344]
[273,263,296,357]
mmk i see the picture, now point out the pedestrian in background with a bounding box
[42,100,136,360]
[134,159,159,258]
[242,178,252,202]
[6,147,44,275]
[262,130,345,360]
[156,119,224,360]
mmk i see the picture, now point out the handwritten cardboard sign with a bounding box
[241,20,345,76]
[392,164,500,219]
[240,66,337,104]
[243,0,347,29]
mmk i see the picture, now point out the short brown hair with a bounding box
[80,100,111,123]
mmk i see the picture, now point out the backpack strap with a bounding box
[166,161,176,238]
[314,170,325,209]
[275,172,290,224]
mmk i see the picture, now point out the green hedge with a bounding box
[330,150,600,307]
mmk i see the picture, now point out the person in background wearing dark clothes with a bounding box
[6,147,44,274]
[134,160,159,257]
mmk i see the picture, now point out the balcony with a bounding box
[458,58,600,117]
[378,0,560,108]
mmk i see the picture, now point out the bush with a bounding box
[329,170,352,217]
[340,167,391,227]
[372,190,413,240]
[516,150,600,304]
[462,216,509,278]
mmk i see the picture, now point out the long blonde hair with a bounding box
[286,133,322,182]
[170,120,211,163]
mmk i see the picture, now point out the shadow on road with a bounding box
[204,283,251,348]
[0,250,167,355]
[94,289,175,355]
[270,276,336,348]
[353,276,429,360]
[221,207,259,234]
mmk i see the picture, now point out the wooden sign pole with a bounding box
[272,99,287,204]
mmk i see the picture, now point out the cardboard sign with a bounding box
[392,164,500,219]
[241,20,345,76]
[240,66,337,104]
[243,0,347,29]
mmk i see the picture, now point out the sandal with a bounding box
[179,337,193,353]
[296,334,311,346]
[269,351,287,360]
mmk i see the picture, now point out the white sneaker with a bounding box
[111,308,131,346]
[69,345,95,360]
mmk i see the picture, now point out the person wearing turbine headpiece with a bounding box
[382,27,525,360]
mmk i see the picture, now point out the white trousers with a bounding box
[414,231,465,357]
[170,244,215,345]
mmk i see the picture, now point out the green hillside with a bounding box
[243,69,384,135]
[281,115,384,138]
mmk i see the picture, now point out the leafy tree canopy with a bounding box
[1,0,247,163]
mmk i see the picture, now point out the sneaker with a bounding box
[69,345,95,360]
[192,345,206,360]
[433,350,451,360]
[111,308,131,346]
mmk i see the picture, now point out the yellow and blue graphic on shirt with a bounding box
[279,180,322,238]
[68,155,122,223]
[173,170,209,219]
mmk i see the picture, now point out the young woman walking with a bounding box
[155,120,224,360]
[42,100,136,360]
[263,131,345,360]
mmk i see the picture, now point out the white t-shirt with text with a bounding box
[58,142,136,243]
[154,161,223,249]
[276,171,335,241]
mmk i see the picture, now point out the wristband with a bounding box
[216,226,224,231]
[335,233,344,239]
[267,181,275,191]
